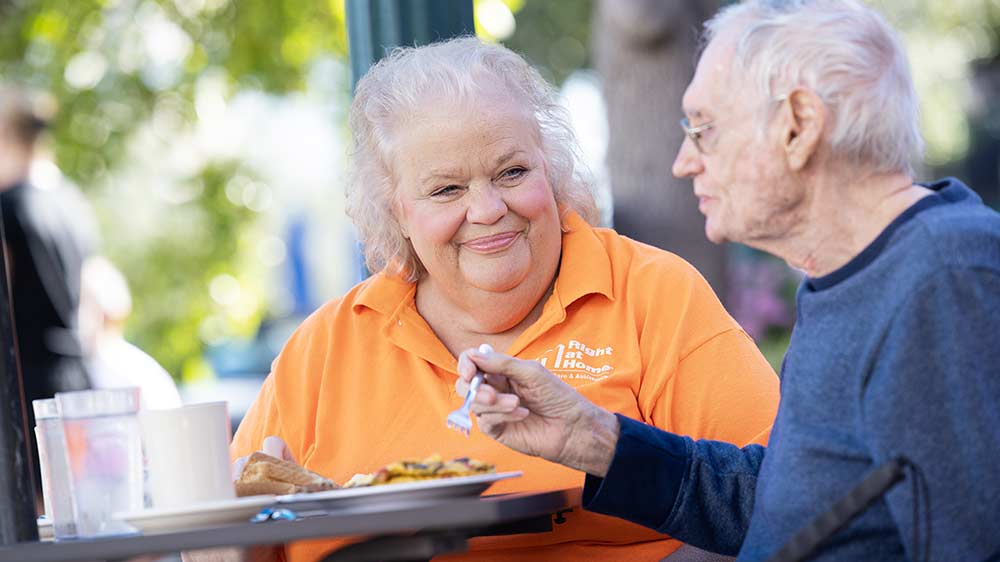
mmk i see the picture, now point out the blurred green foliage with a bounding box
[869,1,1000,171]
[503,0,592,85]
[0,0,349,380]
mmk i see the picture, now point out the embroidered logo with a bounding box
[535,339,615,382]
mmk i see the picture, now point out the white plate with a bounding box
[115,495,277,534]
[275,471,522,513]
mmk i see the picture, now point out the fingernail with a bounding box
[478,343,494,354]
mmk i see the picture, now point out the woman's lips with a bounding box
[463,231,521,253]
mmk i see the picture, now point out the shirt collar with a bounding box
[552,209,615,308]
[354,270,414,318]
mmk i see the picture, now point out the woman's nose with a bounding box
[466,183,507,224]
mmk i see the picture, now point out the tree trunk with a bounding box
[593,0,728,299]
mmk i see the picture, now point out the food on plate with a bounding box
[235,452,339,496]
[343,454,495,488]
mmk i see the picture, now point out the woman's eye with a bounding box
[499,167,527,181]
[431,185,462,197]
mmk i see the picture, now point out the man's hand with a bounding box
[455,347,620,477]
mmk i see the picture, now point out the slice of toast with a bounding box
[235,452,339,497]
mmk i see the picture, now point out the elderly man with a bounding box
[457,1,1000,561]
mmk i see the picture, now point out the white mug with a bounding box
[140,402,235,509]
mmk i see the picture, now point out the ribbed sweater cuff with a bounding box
[582,414,690,530]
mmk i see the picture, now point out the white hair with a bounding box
[347,36,599,281]
[82,256,132,322]
[705,0,924,175]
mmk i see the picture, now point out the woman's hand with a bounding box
[455,347,620,477]
[181,437,293,562]
[231,435,295,481]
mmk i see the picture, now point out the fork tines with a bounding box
[446,372,484,437]
[446,414,472,436]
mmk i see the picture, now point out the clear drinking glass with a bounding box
[32,398,77,540]
[56,388,143,538]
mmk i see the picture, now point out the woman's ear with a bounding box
[391,193,409,239]
[780,88,826,171]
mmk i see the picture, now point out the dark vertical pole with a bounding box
[346,0,475,91]
[0,204,39,544]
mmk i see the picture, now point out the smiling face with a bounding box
[671,32,807,247]
[389,89,562,301]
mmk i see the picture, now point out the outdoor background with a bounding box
[2,0,998,415]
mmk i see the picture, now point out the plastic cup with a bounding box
[56,388,143,538]
[32,398,77,540]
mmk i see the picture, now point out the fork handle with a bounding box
[464,372,485,407]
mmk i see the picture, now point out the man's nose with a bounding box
[672,137,704,179]
[466,182,507,224]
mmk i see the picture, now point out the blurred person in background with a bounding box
[203,37,780,562]
[455,1,1000,561]
[79,255,182,410]
[0,85,98,498]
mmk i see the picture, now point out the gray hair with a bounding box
[705,0,924,175]
[347,36,599,281]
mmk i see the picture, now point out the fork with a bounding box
[446,372,484,436]
[446,344,493,436]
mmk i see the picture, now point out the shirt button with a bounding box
[397,320,402,326]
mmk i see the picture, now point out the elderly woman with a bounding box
[231,37,779,562]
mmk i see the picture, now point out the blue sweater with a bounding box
[583,179,1000,561]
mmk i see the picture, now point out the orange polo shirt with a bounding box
[232,211,779,562]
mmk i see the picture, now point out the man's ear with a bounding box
[780,88,826,171]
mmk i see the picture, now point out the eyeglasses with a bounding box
[679,93,791,156]
[679,117,715,155]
